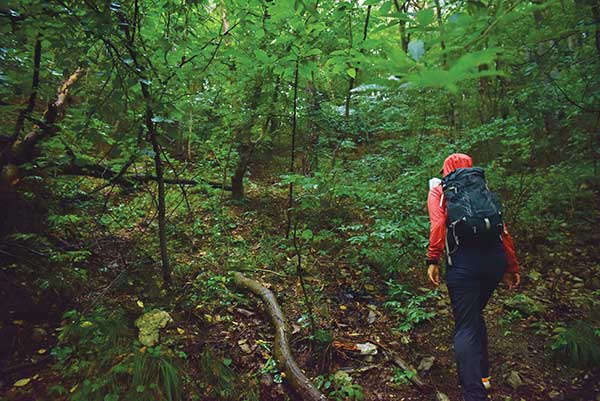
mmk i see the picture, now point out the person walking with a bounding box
[426,153,520,401]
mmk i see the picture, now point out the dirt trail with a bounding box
[225,163,600,401]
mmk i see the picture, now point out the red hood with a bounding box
[442,153,472,176]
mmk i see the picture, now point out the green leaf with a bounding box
[416,9,435,26]
[300,229,313,240]
[378,2,392,16]
[254,49,270,64]
[303,48,321,57]
[346,68,356,78]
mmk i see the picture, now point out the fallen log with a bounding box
[49,162,233,190]
[233,272,327,401]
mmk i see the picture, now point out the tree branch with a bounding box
[12,37,42,140]
[52,162,232,190]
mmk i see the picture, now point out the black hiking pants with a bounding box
[445,242,507,401]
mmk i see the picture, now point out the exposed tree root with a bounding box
[233,272,328,401]
[375,342,425,388]
[375,341,449,400]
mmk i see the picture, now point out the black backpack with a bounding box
[442,167,503,256]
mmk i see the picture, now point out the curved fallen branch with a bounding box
[233,272,327,401]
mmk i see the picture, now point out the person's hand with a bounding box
[428,264,441,286]
[502,272,521,290]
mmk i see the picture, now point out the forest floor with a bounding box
[206,174,600,401]
[2,157,600,401]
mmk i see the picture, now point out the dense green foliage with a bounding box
[1,0,599,400]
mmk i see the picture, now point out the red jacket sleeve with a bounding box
[501,225,520,273]
[426,185,446,265]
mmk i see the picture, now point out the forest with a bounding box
[1,0,599,400]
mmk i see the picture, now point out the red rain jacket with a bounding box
[426,154,519,273]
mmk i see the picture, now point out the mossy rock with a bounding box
[134,309,173,347]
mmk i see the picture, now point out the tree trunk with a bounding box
[1,67,84,185]
[304,75,320,174]
[332,5,371,169]
[11,38,41,144]
[231,142,253,200]
[148,126,171,287]
[591,1,600,59]
[285,59,300,238]
[230,81,262,200]
[393,0,409,52]
[115,6,172,286]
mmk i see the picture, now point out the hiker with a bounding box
[426,153,520,401]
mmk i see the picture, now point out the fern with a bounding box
[551,320,600,368]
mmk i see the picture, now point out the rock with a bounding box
[507,371,524,390]
[134,309,173,347]
[31,327,47,343]
[436,391,450,401]
[367,310,377,325]
[238,339,254,354]
[239,343,253,354]
[417,356,435,372]
[356,342,378,355]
